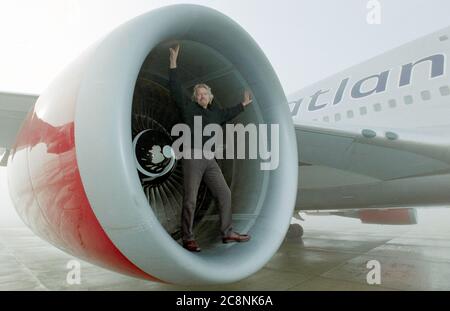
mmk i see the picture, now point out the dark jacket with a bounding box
[169,68,245,149]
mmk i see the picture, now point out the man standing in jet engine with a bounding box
[169,44,252,252]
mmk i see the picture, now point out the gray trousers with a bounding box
[182,157,233,241]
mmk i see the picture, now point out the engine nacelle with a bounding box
[7,4,297,285]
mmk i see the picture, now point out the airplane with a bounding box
[0,4,449,285]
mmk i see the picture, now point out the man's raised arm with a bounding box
[168,44,184,110]
[220,90,253,124]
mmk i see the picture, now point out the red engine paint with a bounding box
[8,105,161,282]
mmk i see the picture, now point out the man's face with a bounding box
[195,87,210,107]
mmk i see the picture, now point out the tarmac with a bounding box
[1,208,450,291]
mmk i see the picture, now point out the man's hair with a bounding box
[192,83,214,104]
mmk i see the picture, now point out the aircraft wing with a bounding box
[295,121,450,210]
[0,92,37,166]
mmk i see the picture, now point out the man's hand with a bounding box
[169,44,180,69]
[242,90,253,107]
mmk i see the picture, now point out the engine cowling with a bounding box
[7,4,298,285]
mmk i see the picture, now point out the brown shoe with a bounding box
[182,240,201,252]
[222,232,251,244]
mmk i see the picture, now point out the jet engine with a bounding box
[7,4,297,285]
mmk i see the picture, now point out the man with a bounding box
[169,44,252,252]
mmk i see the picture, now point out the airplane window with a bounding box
[334,113,341,121]
[439,35,448,41]
[323,116,330,122]
[346,110,354,118]
[421,90,431,101]
[359,106,367,115]
[404,95,413,105]
[373,103,381,112]
[439,86,450,96]
[388,99,397,108]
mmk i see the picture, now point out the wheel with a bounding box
[286,223,304,239]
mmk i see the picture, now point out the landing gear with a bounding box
[287,211,304,239]
[287,223,304,239]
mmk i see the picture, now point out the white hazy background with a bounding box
[2,0,450,225]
